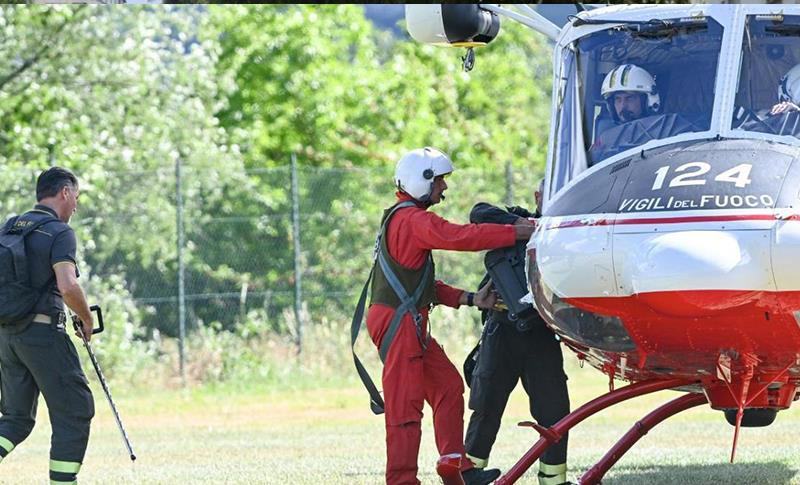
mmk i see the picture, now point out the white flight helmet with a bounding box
[778,64,800,104]
[394,147,454,202]
[601,64,661,121]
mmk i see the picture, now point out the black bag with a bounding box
[0,215,55,325]
[484,241,537,332]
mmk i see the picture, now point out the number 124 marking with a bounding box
[651,162,752,190]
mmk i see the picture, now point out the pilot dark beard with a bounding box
[619,110,637,122]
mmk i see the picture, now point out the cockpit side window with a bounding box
[551,46,588,196]
[733,15,800,139]
[550,17,724,196]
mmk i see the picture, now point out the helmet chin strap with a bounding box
[398,179,442,207]
[415,180,436,206]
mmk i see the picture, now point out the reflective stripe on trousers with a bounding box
[0,435,14,458]
[538,462,567,485]
[50,458,81,484]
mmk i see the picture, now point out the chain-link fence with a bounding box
[1,158,542,366]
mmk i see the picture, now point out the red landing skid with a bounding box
[579,392,707,484]
[494,378,696,485]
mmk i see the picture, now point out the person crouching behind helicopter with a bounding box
[366,147,534,485]
[464,182,572,485]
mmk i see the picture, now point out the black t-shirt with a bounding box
[9,205,78,315]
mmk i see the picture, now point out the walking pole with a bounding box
[72,305,137,462]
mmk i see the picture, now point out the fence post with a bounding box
[176,157,186,384]
[47,142,56,167]
[505,160,514,206]
[239,280,249,325]
[291,153,303,355]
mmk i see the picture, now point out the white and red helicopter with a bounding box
[407,4,800,484]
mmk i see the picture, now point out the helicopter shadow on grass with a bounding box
[599,461,798,485]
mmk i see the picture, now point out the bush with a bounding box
[79,271,163,388]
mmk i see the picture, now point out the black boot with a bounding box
[462,467,501,485]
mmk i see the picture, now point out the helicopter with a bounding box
[406,4,800,485]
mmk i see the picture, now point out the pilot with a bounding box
[464,181,572,485]
[601,63,661,124]
[590,64,662,162]
[772,64,800,115]
[734,64,800,132]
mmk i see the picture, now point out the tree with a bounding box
[208,5,552,320]
[0,5,251,335]
[0,5,554,338]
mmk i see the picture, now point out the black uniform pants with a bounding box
[465,314,570,465]
[0,320,94,481]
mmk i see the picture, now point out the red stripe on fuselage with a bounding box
[547,213,797,229]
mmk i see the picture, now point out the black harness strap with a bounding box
[2,215,57,284]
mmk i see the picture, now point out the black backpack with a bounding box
[0,214,57,325]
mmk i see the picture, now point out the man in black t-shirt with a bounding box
[0,167,95,485]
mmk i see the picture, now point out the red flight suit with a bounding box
[367,193,516,485]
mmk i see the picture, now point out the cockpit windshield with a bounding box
[733,15,800,138]
[551,17,724,195]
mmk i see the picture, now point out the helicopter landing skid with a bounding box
[578,392,708,484]
[495,377,694,485]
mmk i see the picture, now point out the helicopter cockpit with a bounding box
[549,7,800,199]
[551,14,723,193]
[732,14,800,138]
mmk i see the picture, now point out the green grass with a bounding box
[2,355,799,484]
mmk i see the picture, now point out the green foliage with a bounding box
[79,271,161,381]
[207,5,551,169]
[206,6,551,324]
[1,6,554,384]
[0,5,253,336]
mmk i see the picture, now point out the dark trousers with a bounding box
[0,320,94,481]
[465,314,570,466]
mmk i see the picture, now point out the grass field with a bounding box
[2,355,799,484]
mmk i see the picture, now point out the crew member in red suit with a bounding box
[367,147,535,485]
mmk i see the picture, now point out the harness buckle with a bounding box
[54,312,66,332]
[412,311,429,352]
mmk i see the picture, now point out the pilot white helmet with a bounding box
[394,147,454,202]
[601,64,661,118]
[778,64,800,105]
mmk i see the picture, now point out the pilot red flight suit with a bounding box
[367,192,516,485]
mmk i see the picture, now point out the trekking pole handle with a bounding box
[71,306,105,336]
[89,305,104,335]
